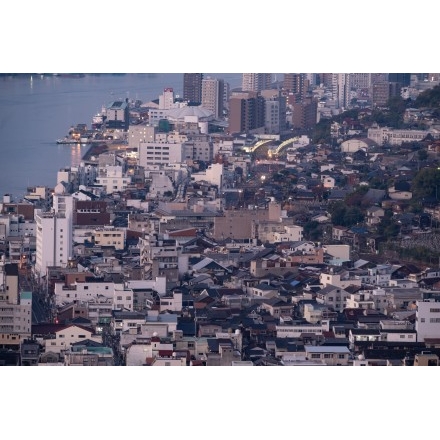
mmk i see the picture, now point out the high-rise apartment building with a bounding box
[292,98,318,130]
[183,73,203,105]
[350,73,372,90]
[388,73,411,87]
[201,77,224,119]
[283,73,307,100]
[228,91,265,135]
[34,193,73,276]
[242,73,272,93]
[372,81,391,107]
[261,90,287,134]
[337,73,351,110]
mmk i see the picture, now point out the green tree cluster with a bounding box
[328,201,364,227]
[376,209,399,238]
[414,85,440,108]
[303,221,321,241]
[411,167,440,201]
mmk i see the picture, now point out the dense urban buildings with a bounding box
[3,72,440,368]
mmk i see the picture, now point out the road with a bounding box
[18,266,52,324]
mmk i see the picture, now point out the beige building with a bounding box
[93,226,125,250]
[213,202,282,240]
[128,124,155,149]
[304,345,350,366]
[201,77,224,119]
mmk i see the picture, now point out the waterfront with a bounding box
[0,73,242,199]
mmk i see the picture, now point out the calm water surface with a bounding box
[0,73,242,199]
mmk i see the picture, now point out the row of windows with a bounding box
[310,353,346,359]
[277,328,322,334]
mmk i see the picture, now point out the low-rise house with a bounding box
[349,328,381,350]
[20,339,40,366]
[303,303,337,324]
[250,283,279,299]
[316,284,351,312]
[304,345,351,366]
[366,206,385,225]
[260,298,294,318]
[414,352,439,366]
[276,320,330,338]
[205,338,241,366]
[45,324,102,356]
[160,290,183,313]
[63,339,114,366]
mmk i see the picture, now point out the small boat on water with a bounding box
[56,138,88,145]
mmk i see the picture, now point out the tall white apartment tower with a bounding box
[35,210,72,276]
[34,193,73,276]
[335,73,351,110]
[159,88,175,110]
[242,73,272,92]
[201,77,224,119]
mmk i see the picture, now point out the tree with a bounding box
[412,167,440,200]
[377,210,399,238]
[344,186,369,207]
[414,84,440,108]
[303,221,321,241]
[343,207,364,227]
[418,149,428,161]
[328,201,347,226]
[328,201,364,227]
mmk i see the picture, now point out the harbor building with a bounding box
[105,100,129,131]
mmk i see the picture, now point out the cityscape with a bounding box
[3,72,440,368]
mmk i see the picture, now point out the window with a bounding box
[324,354,332,359]
[338,354,345,359]
[430,308,440,313]
[311,353,320,359]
